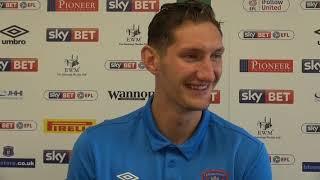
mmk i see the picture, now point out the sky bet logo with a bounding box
[47,0,98,11]
[43,90,98,101]
[106,0,159,12]
[105,60,145,71]
[0,58,38,72]
[238,30,294,40]
[46,28,98,42]
[0,0,40,10]
[240,59,293,73]
[43,150,71,164]
[302,59,320,73]
[301,123,320,134]
[239,89,294,104]
[301,0,320,9]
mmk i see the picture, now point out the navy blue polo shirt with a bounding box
[67,98,272,180]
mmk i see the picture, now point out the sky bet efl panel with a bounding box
[1,0,320,180]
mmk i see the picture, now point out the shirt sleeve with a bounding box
[243,143,272,180]
[67,131,96,180]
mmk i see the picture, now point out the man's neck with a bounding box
[151,96,203,145]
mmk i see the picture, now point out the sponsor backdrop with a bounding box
[0,0,319,179]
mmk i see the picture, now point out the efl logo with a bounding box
[46,28,99,42]
[240,59,293,72]
[238,30,294,40]
[43,150,71,164]
[269,154,295,165]
[43,90,98,101]
[0,0,40,10]
[106,0,159,12]
[211,90,220,104]
[243,0,290,12]
[108,90,154,100]
[239,89,294,104]
[302,162,320,172]
[0,90,23,99]
[301,123,320,134]
[0,120,37,131]
[47,0,98,11]
[105,60,145,71]
[301,0,320,10]
[44,119,96,133]
[0,25,28,45]
[302,59,320,73]
[0,58,38,72]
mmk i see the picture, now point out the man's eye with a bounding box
[211,54,223,61]
[183,54,199,61]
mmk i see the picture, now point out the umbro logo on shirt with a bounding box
[117,172,139,180]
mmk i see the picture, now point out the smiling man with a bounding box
[67,1,272,180]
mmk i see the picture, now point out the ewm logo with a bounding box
[239,89,294,104]
[44,119,96,134]
[105,60,145,71]
[0,25,29,45]
[0,120,37,131]
[256,116,280,139]
[0,0,40,10]
[44,90,98,101]
[301,0,320,10]
[240,59,293,72]
[0,58,38,72]
[239,30,294,40]
[301,123,320,134]
[108,90,154,100]
[47,0,98,11]
[302,59,320,73]
[243,0,290,12]
[269,154,295,165]
[43,150,71,164]
[106,0,159,12]
[46,28,99,42]
[119,24,145,46]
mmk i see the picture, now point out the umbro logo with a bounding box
[315,29,320,35]
[0,25,29,38]
[117,172,139,180]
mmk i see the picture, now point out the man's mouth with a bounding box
[185,83,210,91]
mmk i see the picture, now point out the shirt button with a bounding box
[168,160,176,168]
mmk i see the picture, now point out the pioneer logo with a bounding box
[44,119,95,133]
[47,0,98,11]
[46,28,98,42]
[0,58,38,72]
[43,150,71,164]
[108,90,154,100]
[0,0,40,10]
[240,59,293,72]
[239,30,294,40]
[239,89,294,104]
[302,59,320,73]
[105,60,145,71]
[43,90,98,101]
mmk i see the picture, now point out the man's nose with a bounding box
[196,58,215,81]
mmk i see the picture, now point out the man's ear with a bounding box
[141,45,160,75]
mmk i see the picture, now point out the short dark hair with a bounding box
[147,0,222,55]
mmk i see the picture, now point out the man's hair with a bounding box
[147,0,222,55]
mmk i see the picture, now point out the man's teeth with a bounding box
[189,84,208,90]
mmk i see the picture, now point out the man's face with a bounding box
[156,21,224,111]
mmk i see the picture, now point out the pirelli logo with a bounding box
[44,119,95,133]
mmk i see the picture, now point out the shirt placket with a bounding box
[164,146,181,180]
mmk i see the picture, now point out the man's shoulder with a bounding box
[207,111,262,146]
[85,107,144,136]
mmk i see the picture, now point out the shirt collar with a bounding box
[143,97,210,160]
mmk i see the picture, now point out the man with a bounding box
[67,0,272,179]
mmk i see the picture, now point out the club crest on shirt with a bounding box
[201,169,229,180]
